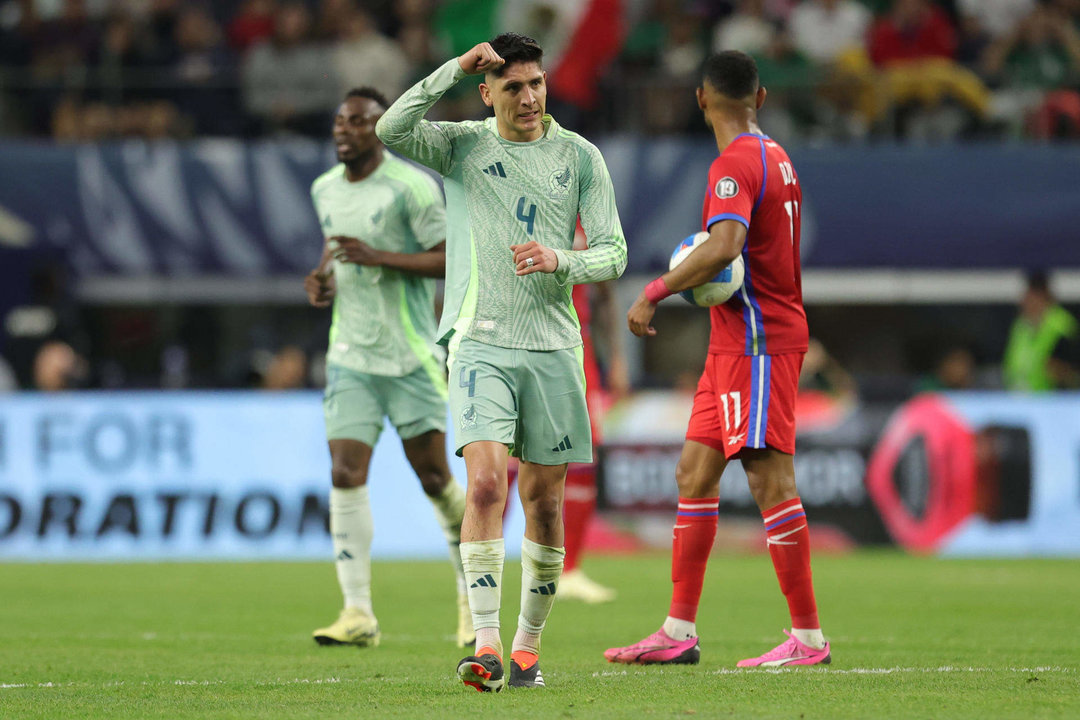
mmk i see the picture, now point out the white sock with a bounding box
[460,538,505,655]
[330,486,373,614]
[512,538,565,656]
[428,479,467,595]
[663,616,697,641]
[792,627,826,649]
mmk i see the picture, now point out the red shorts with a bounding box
[686,352,804,459]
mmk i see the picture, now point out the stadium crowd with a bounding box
[0,0,1078,141]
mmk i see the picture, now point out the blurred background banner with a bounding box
[3,389,1077,560]
[4,140,1080,278]
[600,390,1080,556]
[0,392,498,561]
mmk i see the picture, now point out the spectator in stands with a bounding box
[260,345,308,390]
[789,0,872,65]
[228,0,276,54]
[172,5,240,135]
[91,11,150,106]
[983,2,1080,89]
[315,0,356,41]
[869,0,956,67]
[865,0,991,137]
[981,1,1080,137]
[33,340,87,392]
[800,337,858,402]
[919,346,977,391]
[30,0,99,82]
[713,0,777,55]
[331,7,410,101]
[1003,271,1079,391]
[398,18,439,84]
[956,0,1035,40]
[786,0,877,139]
[713,0,817,141]
[638,10,708,132]
[954,10,994,76]
[143,0,182,68]
[241,1,338,136]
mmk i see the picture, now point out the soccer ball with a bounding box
[669,231,745,307]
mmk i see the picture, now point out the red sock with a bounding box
[668,497,719,622]
[762,497,819,629]
[562,464,596,572]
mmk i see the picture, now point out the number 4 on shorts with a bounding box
[459,367,477,397]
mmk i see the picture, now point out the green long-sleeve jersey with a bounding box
[376,59,627,352]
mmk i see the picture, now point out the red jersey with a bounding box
[701,133,808,356]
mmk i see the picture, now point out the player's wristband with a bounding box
[644,277,674,304]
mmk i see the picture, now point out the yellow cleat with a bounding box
[312,607,381,647]
[558,569,616,604]
[456,593,476,648]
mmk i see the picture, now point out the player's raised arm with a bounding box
[376,43,502,175]
[551,144,628,285]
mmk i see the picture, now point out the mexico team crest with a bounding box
[548,167,572,198]
[460,404,478,430]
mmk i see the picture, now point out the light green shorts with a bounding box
[323,362,447,448]
[447,337,592,465]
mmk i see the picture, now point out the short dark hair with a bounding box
[702,51,759,100]
[1025,270,1051,295]
[487,32,543,77]
[345,86,389,111]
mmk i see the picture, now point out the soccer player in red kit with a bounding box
[605,50,830,668]
[561,227,629,603]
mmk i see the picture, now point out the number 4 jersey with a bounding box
[376,59,627,352]
[702,133,808,357]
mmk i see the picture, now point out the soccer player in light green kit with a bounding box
[305,87,473,650]
[377,34,627,691]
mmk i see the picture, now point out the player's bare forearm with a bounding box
[627,291,658,337]
[305,245,335,308]
[660,221,745,294]
[378,243,446,278]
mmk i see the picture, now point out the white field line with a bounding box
[593,666,1073,678]
[1,677,355,690]
[3,666,1073,690]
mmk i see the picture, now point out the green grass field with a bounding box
[2,551,1077,719]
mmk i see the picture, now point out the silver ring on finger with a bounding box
[525,257,535,267]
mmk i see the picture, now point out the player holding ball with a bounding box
[609,50,830,668]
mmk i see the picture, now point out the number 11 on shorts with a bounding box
[719,391,742,432]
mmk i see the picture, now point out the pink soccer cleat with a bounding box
[604,628,700,665]
[736,630,831,668]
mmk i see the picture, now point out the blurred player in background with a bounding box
[608,51,831,668]
[304,87,472,650]
[377,33,627,691]
[1003,271,1079,391]
[558,226,629,604]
